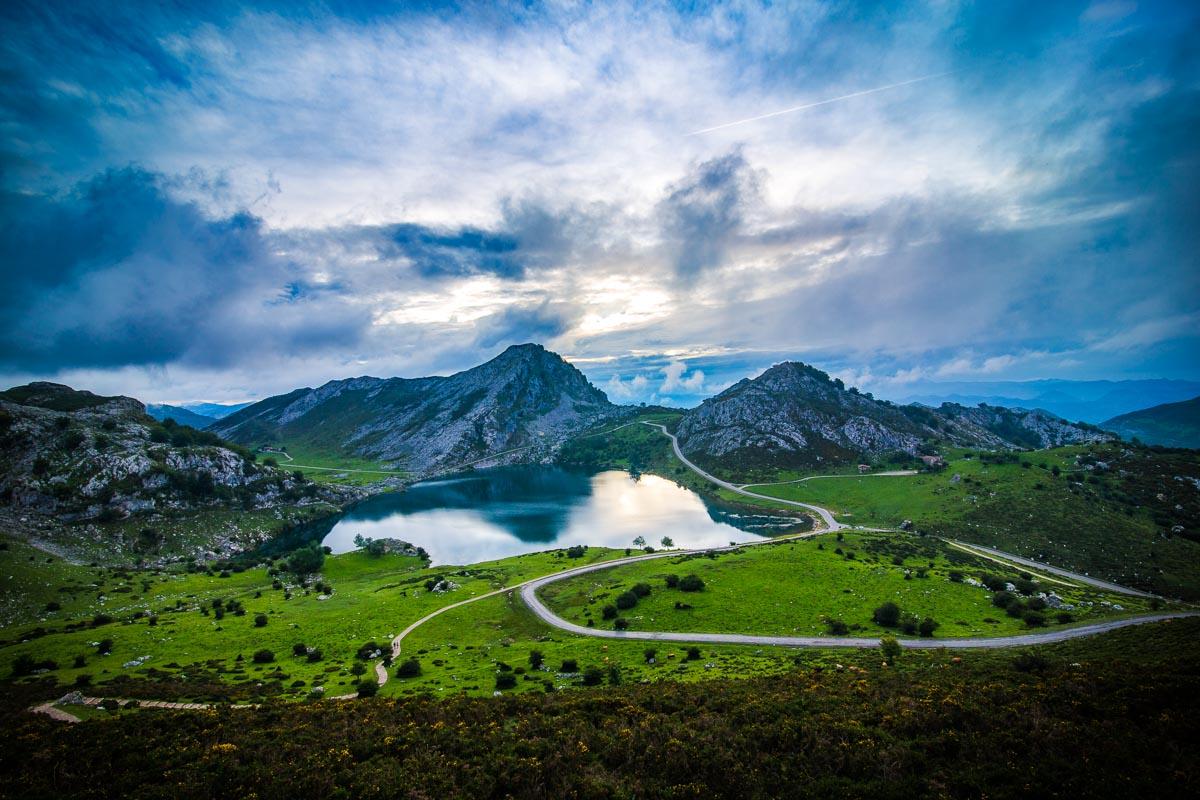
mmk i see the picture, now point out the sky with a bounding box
[1,0,1197,408]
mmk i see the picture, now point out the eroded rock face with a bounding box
[675,362,1113,470]
[212,343,623,475]
[0,382,360,561]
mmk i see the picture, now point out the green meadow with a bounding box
[538,531,1156,639]
[0,537,626,701]
[717,446,1200,598]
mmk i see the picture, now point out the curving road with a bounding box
[508,423,1190,651]
[640,422,844,530]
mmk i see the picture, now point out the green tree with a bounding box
[873,602,901,627]
[287,542,325,577]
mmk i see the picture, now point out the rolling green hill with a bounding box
[1103,395,1200,448]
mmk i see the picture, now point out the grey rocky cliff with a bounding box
[675,362,1112,471]
[212,343,624,475]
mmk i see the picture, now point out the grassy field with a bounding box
[716,446,1200,598]
[390,587,806,698]
[261,446,408,488]
[538,531,1159,639]
[0,537,627,701]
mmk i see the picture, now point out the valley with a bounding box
[2,348,1198,798]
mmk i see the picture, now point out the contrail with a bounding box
[687,71,956,136]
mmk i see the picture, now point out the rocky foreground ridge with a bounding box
[0,383,360,562]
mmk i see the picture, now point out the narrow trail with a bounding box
[740,469,919,489]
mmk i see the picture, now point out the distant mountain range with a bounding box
[146,404,219,429]
[675,362,1110,475]
[210,344,622,474]
[893,378,1200,424]
[1102,396,1200,449]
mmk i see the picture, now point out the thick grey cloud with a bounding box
[0,168,370,371]
[657,149,762,278]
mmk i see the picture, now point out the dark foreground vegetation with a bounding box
[3,618,1198,799]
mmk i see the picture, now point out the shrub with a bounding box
[685,646,701,661]
[1006,602,1026,618]
[395,658,422,678]
[1056,611,1075,624]
[918,617,939,637]
[948,571,964,583]
[826,618,849,635]
[292,642,308,657]
[1026,597,1047,612]
[644,648,657,663]
[1023,611,1046,627]
[615,591,638,610]
[561,659,578,673]
[529,650,544,669]
[350,662,367,676]
[356,679,379,698]
[631,582,652,598]
[252,649,275,664]
[254,613,268,627]
[614,618,629,630]
[1014,579,1038,596]
[355,641,383,660]
[495,672,517,690]
[991,590,1016,608]
[880,636,901,665]
[872,602,901,627]
[601,604,618,620]
[678,574,705,592]
[581,666,605,686]
[44,601,61,612]
[306,649,323,663]
[1013,650,1049,672]
[664,574,679,588]
[96,639,113,655]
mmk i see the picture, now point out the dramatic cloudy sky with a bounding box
[1,0,1197,406]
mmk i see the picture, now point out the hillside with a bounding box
[4,616,1199,798]
[146,404,216,429]
[0,383,358,563]
[1103,396,1200,448]
[674,362,1110,476]
[211,344,623,475]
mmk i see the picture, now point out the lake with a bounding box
[319,465,804,565]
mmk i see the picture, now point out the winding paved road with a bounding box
[640,422,844,530]
[508,422,1191,651]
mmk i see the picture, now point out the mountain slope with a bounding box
[1103,396,1200,448]
[211,344,621,474]
[674,362,1110,475]
[146,403,216,429]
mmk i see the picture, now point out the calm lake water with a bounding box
[319,465,803,565]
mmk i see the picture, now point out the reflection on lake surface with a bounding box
[320,465,801,565]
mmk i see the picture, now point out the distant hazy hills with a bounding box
[1103,396,1200,449]
[895,378,1200,424]
[675,362,1111,473]
[146,401,253,429]
[210,344,621,474]
[146,404,219,429]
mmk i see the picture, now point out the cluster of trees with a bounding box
[872,602,939,637]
